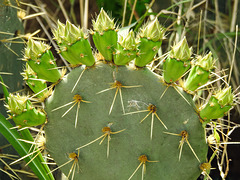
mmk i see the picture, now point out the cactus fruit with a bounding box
[91,8,117,61]
[135,18,164,67]
[19,9,235,180]
[184,52,215,92]
[163,37,192,83]
[21,64,48,100]
[23,39,61,83]
[5,94,46,128]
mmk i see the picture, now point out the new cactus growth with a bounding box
[5,94,46,127]
[53,20,95,66]
[91,8,117,61]
[113,30,137,65]
[21,64,48,99]
[17,9,235,180]
[135,18,164,67]
[23,39,61,83]
[200,86,234,121]
[184,52,215,91]
[163,37,192,83]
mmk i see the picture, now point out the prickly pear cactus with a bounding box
[20,9,235,180]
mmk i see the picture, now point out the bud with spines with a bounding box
[163,37,192,83]
[5,94,46,127]
[24,39,61,83]
[21,64,48,99]
[92,8,117,61]
[135,18,164,67]
[53,20,95,66]
[114,30,137,65]
[200,86,234,121]
[184,52,215,91]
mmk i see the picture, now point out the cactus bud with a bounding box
[92,8,115,32]
[140,18,164,42]
[214,86,233,107]
[92,8,117,61]
[24,39,49,60]
[5,93,46,127]
[119,30,137,51]
[6,94,28,115]
[24,39,61,82]
[184,52,215,91]
[53,20,85,46]
[134,19,164,67]
[163,37,192,83]
[53,20,95,66]
[114,30,137,65]
[169,37,192,61]
[21,64,48,99]
[200,87,234,120]
[196,52,215,71]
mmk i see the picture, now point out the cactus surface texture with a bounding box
[19,9,235,180]
[45,63,207,179]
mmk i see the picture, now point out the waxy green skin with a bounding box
[135,38,162,67]
[200,96,232,120]
[92,30,117,61]
[59,38,95,66]
[27,50,61,83]
[113,43,136,65]
[184,66,210,91]
[45,63,208,180]
[163,57,191,83]
[12,101,46,127]
[25,74,48,99]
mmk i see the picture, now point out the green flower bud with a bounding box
[214,86,233,107]
[92,8,115,33]
[21,64,48,99]
[119,30,137,51]
[5,94,28,115]
[169,37,192,61]
[24,39,50,60]
[139,18,164,42]
[21,63,36,80]
[196,52,215,71]
[53,20,85,45]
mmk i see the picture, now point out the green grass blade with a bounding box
[0,113,54,180]
[20,128,55,180]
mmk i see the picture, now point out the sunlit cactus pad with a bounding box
[45,63,208,179]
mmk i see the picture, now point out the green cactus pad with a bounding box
[135,38,162,67]
[12,100,46,127]
[184,66,210,91]
[59,38,95,66]
[27,50,61,83]
[163,57,191,83]
[92,30,117,61]
[45,62,207,180]
[200,96,232,120]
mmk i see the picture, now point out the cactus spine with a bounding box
[16,9,235,180]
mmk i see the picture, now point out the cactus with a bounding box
[18,9,235,180]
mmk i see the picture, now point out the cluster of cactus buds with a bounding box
[14,8,236,180]
[5,94,46,127]
[53,20,95,66]
[23,39,61,82]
